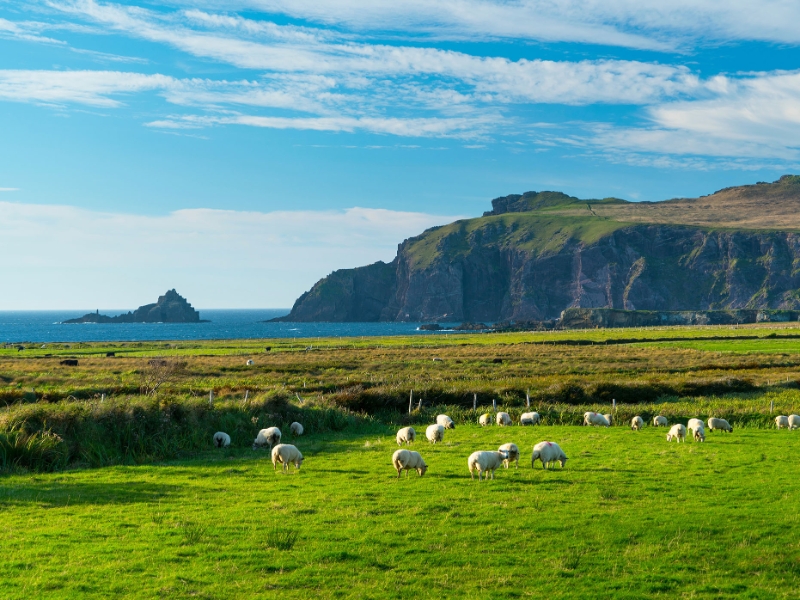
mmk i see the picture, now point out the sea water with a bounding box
[0,310,462,343]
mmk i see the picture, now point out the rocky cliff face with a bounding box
[280,177,800,322]
[64,290,203,323]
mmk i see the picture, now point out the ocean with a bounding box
[0,310,460,343]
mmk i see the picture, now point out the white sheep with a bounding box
[479,413,492,426]
[789,414,800,430]
[396,426,416,446]
[707,417,733,433]
[246,359,254,366]
[436,414,455,429]
[630,416,644,431]
[775,415,790,429]
[653,415,668,427]
[392,449,427,478]
[467,450,509,481]
[687,419,705,442]
[496,412,512,427]
[603,413,613,425]
[531,441,568,470]
[666,423,686,442]
[213,431,230,448]
[426,424,445,444]
[290,422,304,436]
[253,426,282,450]
[498,443,520,468]
[271,444,303,472]
[584,412,610,427]
[520,412,541,426]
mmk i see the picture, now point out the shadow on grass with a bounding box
[0,481,177,507]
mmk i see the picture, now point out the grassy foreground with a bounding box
[1,424,799,599]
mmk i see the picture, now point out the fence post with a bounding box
[770,400,774,413]
[493,399,497,412]
[209,390,214,407]
[612,398,616,412]
[418,399,422,411]
[101,393,105,403]
[409,390,413,414]
[526,390,530,408]
[473,393,477,411]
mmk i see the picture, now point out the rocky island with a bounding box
[276,175,800,323]
[64,289,205,324]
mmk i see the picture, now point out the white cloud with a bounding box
[169,0,800,48]
[0,201,463,309]
[592,71,800,162]
[0,188,20,192]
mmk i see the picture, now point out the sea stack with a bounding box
[64,289,205,323]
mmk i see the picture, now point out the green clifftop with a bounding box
[278,176,800,322]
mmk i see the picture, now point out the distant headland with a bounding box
[63,290,206,324]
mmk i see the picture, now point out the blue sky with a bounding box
[2,1,800,309]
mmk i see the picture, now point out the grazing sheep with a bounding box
[396,426,416,446]
[583,412,610,427]
[707,417,733,433]
[498,443,520,468]
[687,419,705,442]
[531,441,568,470]
[789,414,800,430]
[426,424,445,444]
[630,416,644,431]
[436,414,455,430]
[290,422,304,436]
[653,415,668,427]
[666,424,686,442]
[693,426,706,442]
[467,450,509,481]
[253,426,282,450]
[520,412,541,426]
[603,413,613,425]
[213,431,231,448]
[246,359,254,366]
[496,412,512,427]
[392,449,427,478]
[479,413,492,427]
[775,415,790,429]
[271,444,303,472]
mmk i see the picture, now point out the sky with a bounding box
[2,1,800,310]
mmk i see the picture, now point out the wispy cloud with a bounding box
[0,200,463,308]
[0,188,20,192]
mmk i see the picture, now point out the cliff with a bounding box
[64,290,204,324]
[279,176,800,322]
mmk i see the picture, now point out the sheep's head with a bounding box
[559,457,568,468]
[417,464,427,476]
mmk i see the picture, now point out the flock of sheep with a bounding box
[211,410,799,480]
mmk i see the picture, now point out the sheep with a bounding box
[246,359,254,366]
[653,415,668,427]
[603,413,613,425]
[520,412,541,426]
[253,427,281,450]
[496,412,512,427]
[426,424,445,444]
[392,449,427,478]
[789,415,800,430]
[396,426,416,446]
[271,444,303,472]
[213,431,231,448]
[479,413,492,426]
[436,414,455,430]
[775,415,790,429]
[666,424,686,442]
[583,412,610,427]
[290,422,304,436]
[467,450,509,481]
[707,417,733,433]
[687,419,705,442]
[531,441,568,470]
[498,443,520,468]
[630,416,644,431]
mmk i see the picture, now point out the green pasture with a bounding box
[641,338,800,354]
[1,425,799,599]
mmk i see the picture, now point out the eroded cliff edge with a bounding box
[278,177,800,322]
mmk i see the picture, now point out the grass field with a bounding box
[1,424,799,599]
[2,324,800,598]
